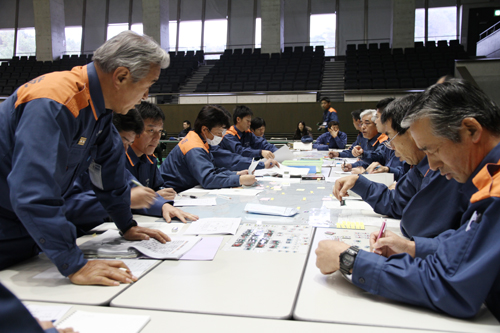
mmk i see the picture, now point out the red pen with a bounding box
[377,220,387,240]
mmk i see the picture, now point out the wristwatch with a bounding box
[339,246,359,275]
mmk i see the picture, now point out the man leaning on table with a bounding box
[317,79,500,320]
[0,31,170,286]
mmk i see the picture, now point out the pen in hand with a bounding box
[376,220,387,241]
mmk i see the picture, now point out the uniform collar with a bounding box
[367,133,382,146]
[125,146,155,167]
[86,62,107,119]
[464,141,500,199]
[415,155,430,177]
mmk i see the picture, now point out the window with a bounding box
[107,23,128,40]
[428,6,456,42]
[16,27,36,56]
[179,20,201,51]
[255,18,261,48]
[0,28,15,59]
[414,8,425,42]
[169,20,177,51]
[204,19,227,53]
[415,6,457,42]
[131,23,143,35]
[310,13,336,56]
[65,26,82,55]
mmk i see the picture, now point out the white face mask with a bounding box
[206,131,223,146]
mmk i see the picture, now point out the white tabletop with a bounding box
[24,301,442,333]
[0,254,160,306]
[111,232,308,319]
[293,228,500,332]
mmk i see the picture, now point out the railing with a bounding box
[479,21,500,41]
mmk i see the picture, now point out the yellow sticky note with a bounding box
[297,207,300,210]
[297,189,305,191]
[317,187,325,189]
[271,198,274,201]
[310,191,314,194]
[282,192,285,195]
[336,222,341,228]
[330,194,333,197]
[303,197,307,201]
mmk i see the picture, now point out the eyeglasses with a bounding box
[383,132,399,150]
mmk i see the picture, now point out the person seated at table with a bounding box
[160,105,257,192]
[333,94,467,238]
[125,102,198,223]
[317,79,500,320]
[350,98,410,181]
[250,117,266,138]
[220,105,278,159]
[179,120,192,138]
[313,121,347,150]
[292,121,313,142]
[0,282,74,333]
[212,107,279,171]
[337,110,386,169]
[328,109,364,158]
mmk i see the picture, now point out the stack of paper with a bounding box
[56,310,150,333]
[244,203,298,217]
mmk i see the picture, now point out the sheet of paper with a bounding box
[254,165,309,177]
[56,310,150,333]
[130,237,201,259]
[258,176,301,183]
[78,230,139,258]
[178,187,211,197]
[272,145,295,162]
[180,237,223,260]
[26,304,72,322]
[293,142,312,150]
[33,259,159,280]
[244,203,298,217]
[322,199,374,211]
[248,158,259,175]
[183,218,241,235]
[173,197,217,207]
[337,213,400,229]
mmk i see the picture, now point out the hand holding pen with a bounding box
[370,221,416,258]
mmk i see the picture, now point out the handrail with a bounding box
[479,21,500,41]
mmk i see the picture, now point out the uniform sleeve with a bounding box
[127,171,171,218]
[90,122,136,233]
[351,173,419,219]
[352,204,500,318]
[8,100,87,276]
[220,134,262,158]
[334,132,347,149]
[360,144,386,165]
[339,136,358,158]
[185,148,240,189]
[253,135,278,153]
[327,111,339,123]
[389,161,411,182]
[313,133,331,151]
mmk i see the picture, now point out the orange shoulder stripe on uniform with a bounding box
[470,161,500,203]
[14,66,92,119]
[125,152,135,167]
[224,126,240,139]
[146,155,154,164]
[179,131,209,155]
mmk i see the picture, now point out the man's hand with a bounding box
[130,187,156,209]
[370,230,415,258]
[157,187,177,200]
[329,151,339,158]
[240,174,256,186]
[123,226,171,243]
[341,163,353,172]
[315,240,351,275]
[388,181,397,190]
[264,159,279,169]
[68,260,137,286]
[261,150,275,159]
[333,175,359,201]
[351,167,365,174]
[328,128,339,138]
[162,204,199,223]
[236,170,249,175]
[366,162,389,174]
[351,146,363,157]
[37,319,75,333]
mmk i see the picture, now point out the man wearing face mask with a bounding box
[160,105,257,193]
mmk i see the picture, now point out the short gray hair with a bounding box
[93,31,170,82]
[360,109,377,123]
[401,79,500,142]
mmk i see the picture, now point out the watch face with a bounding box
[342,254,354,266]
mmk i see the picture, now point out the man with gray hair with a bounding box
[316,79,500,319]
[0,31,170,286]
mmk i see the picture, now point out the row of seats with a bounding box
[346,77,440,90]
[195,80,320,93]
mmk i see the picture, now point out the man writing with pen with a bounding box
[316,80,500,320]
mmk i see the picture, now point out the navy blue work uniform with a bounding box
[352,143,500,319]
[351,156,468,238]
[338,132,367,158]
[313,131,347,150]
[125,147,172,216]
[321,107,339,131]
[352,144,410,181]
[0,64,135,276]
[211,145,266,171]
[220,126,278,158]
[160,131,240,193]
